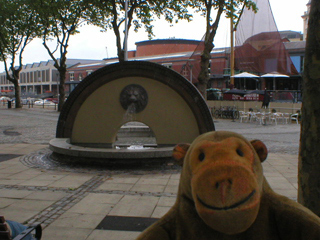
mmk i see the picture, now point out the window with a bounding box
[30,72,34,83]
[182,64,188,76]
[37,71,41,82]
[70,72,74,81]
[162,63,172,69]
[290,56,301,73]
[78,73,82,81]
[46,70,50,82]
[86,70,93,76]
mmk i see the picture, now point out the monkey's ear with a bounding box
[173,143,190,166]
[251,140,268,162]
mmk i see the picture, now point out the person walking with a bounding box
[262,88,270,109]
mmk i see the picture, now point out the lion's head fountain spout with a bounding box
[120,84,148,115]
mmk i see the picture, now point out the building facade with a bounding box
[65,32,305,93]
[0,59,100,97]
[0,35,306,97]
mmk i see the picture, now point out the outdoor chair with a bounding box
[254,113,265,125]
[263,112,271,124]
[239,111,249,122]
[270,113,279,125]
[277,112,285,124]
[290,113,299,124]
[283,113,291,124]
[248,112,257,123]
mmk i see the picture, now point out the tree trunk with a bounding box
[13,80,22,108]
[58,68,66,112]
[298,0,320,216]
[198,40,214,99]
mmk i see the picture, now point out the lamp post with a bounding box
[124,0,128,61]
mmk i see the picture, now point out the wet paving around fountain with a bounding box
[20,147,182,174]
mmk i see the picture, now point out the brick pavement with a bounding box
[0,106,301,239]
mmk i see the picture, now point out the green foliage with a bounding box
[29,0,88,66]
[187,0,257,24]
[0,0,40,108]
[28,0,90,110]
[0,0,39,74]
[86,0,192,61]
[87,0,191,36]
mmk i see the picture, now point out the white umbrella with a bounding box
[233,72,260,78]
[232,72,260,89]
[261,72,289,90]
[261,72,289,78]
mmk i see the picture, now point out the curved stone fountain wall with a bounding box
[57,61,214,146]
[51,61,214,165]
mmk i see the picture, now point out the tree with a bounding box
[30,0,88,111]
[87,0,192,62]
[298,0,320,216]
[0,0,39,108]
[190,0,256,98]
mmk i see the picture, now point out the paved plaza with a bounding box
[0,105,301,239]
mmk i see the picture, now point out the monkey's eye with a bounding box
[198,152,205,161]
[236,149,244,157]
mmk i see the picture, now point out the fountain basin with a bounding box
[49,138,173,166]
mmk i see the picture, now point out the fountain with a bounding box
[49,61,215,167]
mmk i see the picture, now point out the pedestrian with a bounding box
[262,88,270,109]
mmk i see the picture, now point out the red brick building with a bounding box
[65,36,305,94]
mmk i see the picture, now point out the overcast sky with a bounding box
[0,0,308,73]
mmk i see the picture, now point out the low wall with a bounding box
[206,100,301,114]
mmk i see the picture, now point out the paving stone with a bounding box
[157,196,176,207]
[105,176,140,184]
[109,195,159,217]
[42,226,92,240]
[135,178,169,186]
[18,179,55,187]
[151,206,171,218]
[49,212,106,229]
[7,199,55,211]
[0,189,33,198]
[164,184,179,194]
[86,230,141,240]
[130,184,166,193]
[0,198,19,208]
[97,182,134,191]
[48,175,92,188]
[67,200,113,215]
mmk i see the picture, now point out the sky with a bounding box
[0,0,308,73]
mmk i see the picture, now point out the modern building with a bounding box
[0,59,100,96]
